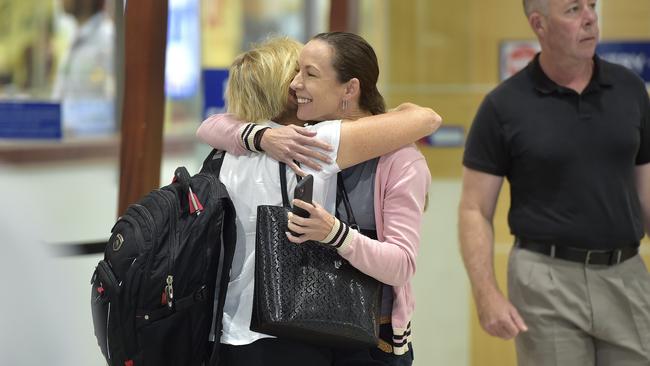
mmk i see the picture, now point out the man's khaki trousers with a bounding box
[508,247,650,366]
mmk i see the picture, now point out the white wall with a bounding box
[412,180,469,366]
[0,153,201,365]
[0,159,118,365]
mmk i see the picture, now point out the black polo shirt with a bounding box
[463,54,650,250]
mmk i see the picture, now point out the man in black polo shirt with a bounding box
[459,0,650,364]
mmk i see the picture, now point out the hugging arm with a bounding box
[196,114,334,174]
[196,103,442,174]
[196,114,249,156]
[336,103,441,170]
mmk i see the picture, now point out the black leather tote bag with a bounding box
[250,163,382,349]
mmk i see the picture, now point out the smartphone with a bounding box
[292,175,313,217]
[289,175,313,236]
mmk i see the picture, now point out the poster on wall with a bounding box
[499,40,650,84]
[202,68,228,119]
[597,42,650,83]
[499,40,540,81]
[0,101,61,139]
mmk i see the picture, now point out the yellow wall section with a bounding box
[384,1,650,365]
[201,0,242,68]
[601,1,650,38]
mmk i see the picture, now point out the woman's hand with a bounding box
[286,200,336,243]
[261,125,334,176]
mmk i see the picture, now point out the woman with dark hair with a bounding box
[288,31,425,366]
[198,32,431,366]
[198,34,439,366]
[305,32,387,116]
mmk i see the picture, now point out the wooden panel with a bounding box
[601,0,650,39]
[117,0,168,216]
[467,1,532,85]
[420,147,463,178]
[386,0,418,84]
[386,0,472,85]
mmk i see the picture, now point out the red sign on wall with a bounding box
[499,40,541,81]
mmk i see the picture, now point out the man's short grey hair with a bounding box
[523,0,548,16]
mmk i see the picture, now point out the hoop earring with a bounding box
[342,99,348,110]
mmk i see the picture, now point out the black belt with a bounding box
[515,238,639,266]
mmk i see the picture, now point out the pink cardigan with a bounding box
[196,114,431,354]
[339,145,429,353]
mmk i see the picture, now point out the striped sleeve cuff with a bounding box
[319,217,354,251]
[240,123,269,152]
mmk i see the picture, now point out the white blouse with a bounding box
[217,119,341,345]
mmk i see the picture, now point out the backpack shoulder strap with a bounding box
[200,149,226,177]
[206,167,237,366]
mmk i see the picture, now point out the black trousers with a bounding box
[219,338,331,366]
[219,338,413,366]
[332,347,413,366]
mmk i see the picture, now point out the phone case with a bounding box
[292,175,313,218]
[290,175,313,236]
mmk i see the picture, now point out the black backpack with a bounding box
[90,150,236,366]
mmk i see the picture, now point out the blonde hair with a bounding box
[225,37,302,122]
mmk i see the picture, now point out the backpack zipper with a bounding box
[159,189,179,309]
[164,275,174,310]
